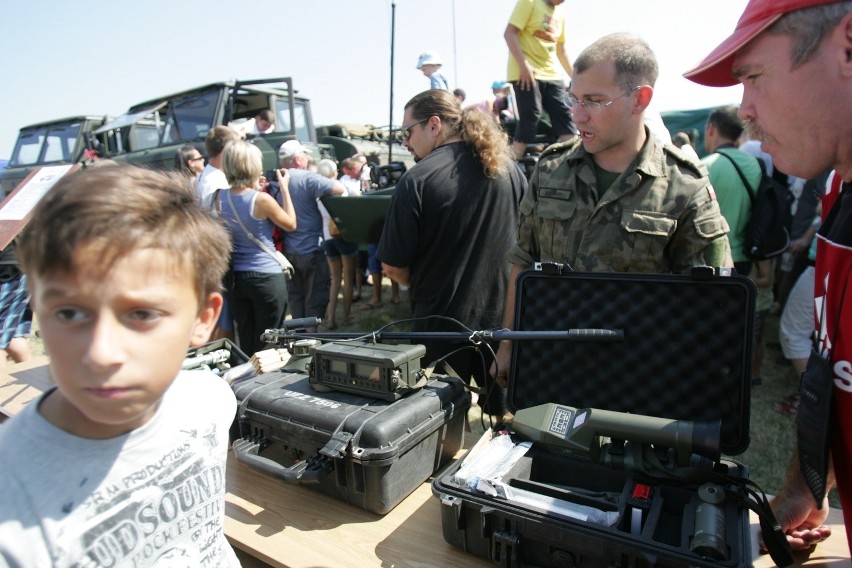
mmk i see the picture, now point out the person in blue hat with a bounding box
[491,81,515,123]
[416,51,449,91]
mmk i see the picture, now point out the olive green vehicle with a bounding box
[90,78,323,171]
[0,115,109,196]
[1,77,413,243]
[89,77,412,175]
[90,77,415,244]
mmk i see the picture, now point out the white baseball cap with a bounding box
[278,140,309,160]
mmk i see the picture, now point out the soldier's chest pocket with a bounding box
[620,210,677,271]
[533,188,581,261]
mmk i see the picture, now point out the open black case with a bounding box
[432,266,766,567]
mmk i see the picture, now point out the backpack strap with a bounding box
[715,151,758,202]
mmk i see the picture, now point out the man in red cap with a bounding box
[685,0,851,555]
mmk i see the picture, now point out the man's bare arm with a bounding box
[504,25,535,91]
[556,42,573,78]
[490,263,527,387]
[769,450,834,551]
[382,262,410,286]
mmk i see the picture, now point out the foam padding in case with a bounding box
[509,270,755,455]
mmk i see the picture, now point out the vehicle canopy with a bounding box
[0,115,108,196]
[91,78,332,172]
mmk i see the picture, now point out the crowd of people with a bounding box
[0,0,849,563]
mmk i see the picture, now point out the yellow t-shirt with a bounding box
[506,0,566,82]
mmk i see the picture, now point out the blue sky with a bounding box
[0,0,747,158]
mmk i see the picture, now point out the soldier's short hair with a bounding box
[574,33,659,93]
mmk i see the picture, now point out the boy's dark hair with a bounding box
[257,109,275,123]
[17,165,231,302]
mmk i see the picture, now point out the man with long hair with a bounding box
[378,89,527,420]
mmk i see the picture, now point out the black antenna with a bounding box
[388,1,396,164]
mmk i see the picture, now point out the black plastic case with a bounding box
[432,267,757,567]
[231,367,469,514]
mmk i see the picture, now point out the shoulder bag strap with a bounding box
[225,190,281,262]
[715,151,757,202]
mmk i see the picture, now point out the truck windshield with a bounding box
[9,121,83,166]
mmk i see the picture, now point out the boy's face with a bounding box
[31,246,221,439]
[420,63,438,77]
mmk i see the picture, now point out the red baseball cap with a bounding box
[684,0,841,87]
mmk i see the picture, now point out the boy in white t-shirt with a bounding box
[0,165,239,567]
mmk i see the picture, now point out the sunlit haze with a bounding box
[0,0,747,158]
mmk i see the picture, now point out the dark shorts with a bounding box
[0,273,32,349]
[324,238,359,259]
[512,79,576,143]
[285,250,330,321]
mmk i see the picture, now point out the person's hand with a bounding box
[788,236,810,256]
[517,62,536,91]
[490,341,512,388]
[257,174,269,190]
[275,167,290,186]
[767,481,832,552]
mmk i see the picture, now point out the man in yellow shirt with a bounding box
[504,0,577,158]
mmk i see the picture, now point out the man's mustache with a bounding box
[743,119,776,145]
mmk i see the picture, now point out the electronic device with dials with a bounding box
[308,341,427,401]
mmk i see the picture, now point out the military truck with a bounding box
[90,77,412,174]
[0,115,108,196]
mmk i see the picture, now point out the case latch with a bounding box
[320,431,355,460]
[685,265,735,280]
[534,261,572,274]
[491,529,520,567]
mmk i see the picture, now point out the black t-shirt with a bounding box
[378,142,526,332]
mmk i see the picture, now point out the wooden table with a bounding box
[225,449,849,568]
[2,359,848,567]
[0,356,52,420]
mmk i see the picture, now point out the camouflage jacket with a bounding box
[506,132,732,273]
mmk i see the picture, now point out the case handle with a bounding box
[232,438,327,483]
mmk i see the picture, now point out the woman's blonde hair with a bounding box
[222,140,263,189]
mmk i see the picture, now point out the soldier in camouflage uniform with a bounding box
[506,136,730,272]
[493,33,733,388]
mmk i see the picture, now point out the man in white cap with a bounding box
[685,0,852,555]
[416,51,449,91]
[276,140,344,331]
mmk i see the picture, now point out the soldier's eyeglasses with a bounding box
[566,86,643,114]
